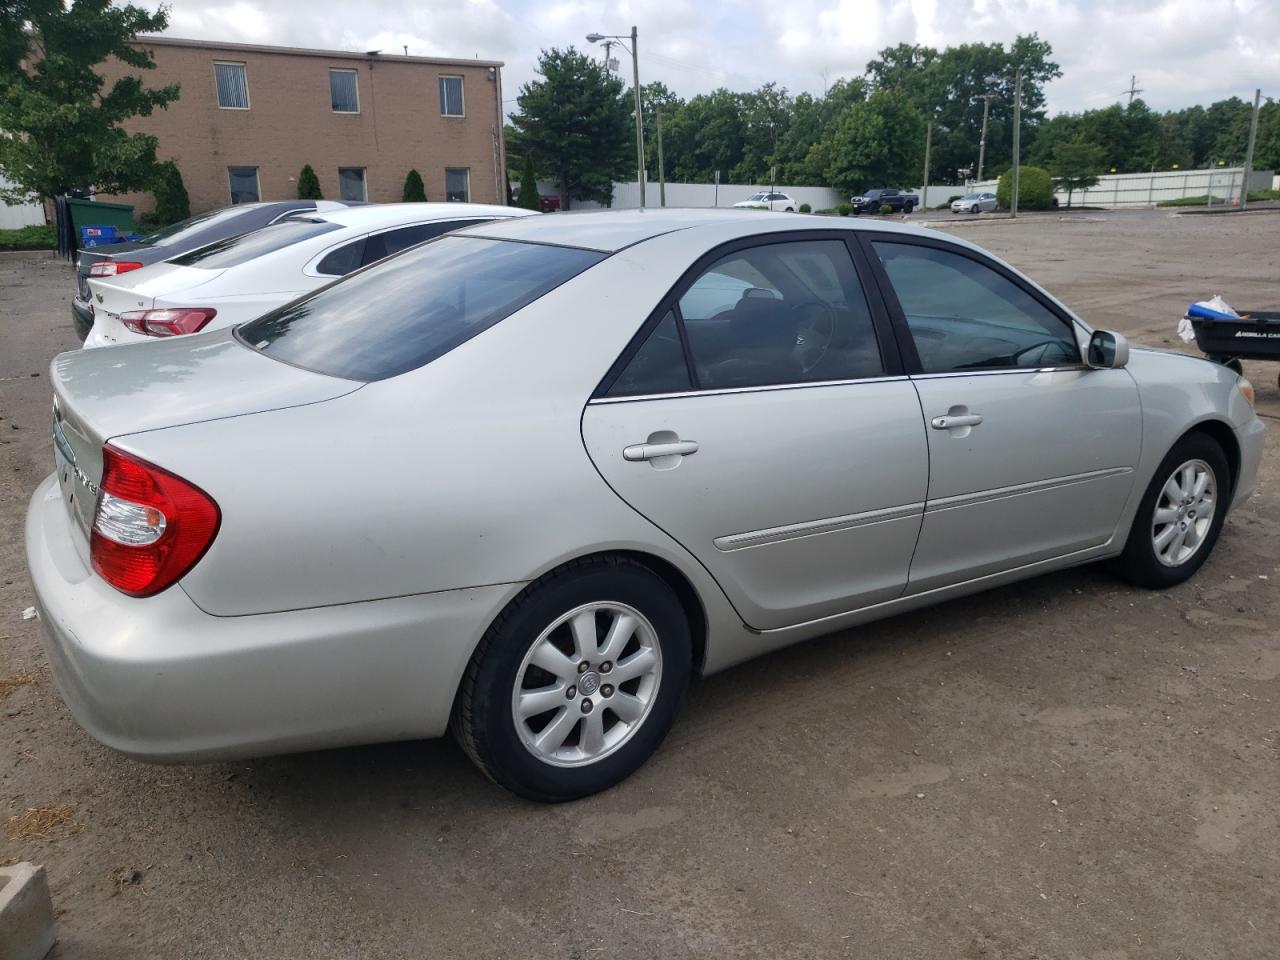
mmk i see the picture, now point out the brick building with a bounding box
[101,36,507,214]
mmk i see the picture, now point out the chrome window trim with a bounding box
[908,364,1092,380]
[587,374,911,404]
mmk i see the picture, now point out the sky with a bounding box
[134,0,1279,116]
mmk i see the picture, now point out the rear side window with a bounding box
[239,237,604,381]
[607,311,691,397]
[171,220,342,269]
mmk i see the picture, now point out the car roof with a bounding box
[464,208,954,253]
[310,203,527,229]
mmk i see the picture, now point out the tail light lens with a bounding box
[90,445,221,597]
[88,261,144,278]
[120,307,217,337]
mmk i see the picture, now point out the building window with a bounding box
[329,69,359,113]
[339,167,367,202]
[228,166,260,204]
[439,75,464,116]
[444,168,470,202]
[214,62,249,109]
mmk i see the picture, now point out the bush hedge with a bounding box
[402,169,427,202]
[297,164,323,200]
[0,225,56,250]
[151,160,190,226]
[835,202,851,216]
[798,202,811,213]
[996,165,1055,210]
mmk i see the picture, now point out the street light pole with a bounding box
[587,27,647,209]
[1240,88,1262,210]
[657,105,666,207]
[922,120,932,208]
[1010,66,1022,219]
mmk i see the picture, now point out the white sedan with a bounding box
[732,191,798,212]
[84,203,532,347]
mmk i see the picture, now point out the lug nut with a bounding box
[578,661,590,674]
[601,684,614,698]
[599,661,613,674]
[581,698,593,714]
[566,685,576,700]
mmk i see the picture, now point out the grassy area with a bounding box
[0,224,55,250]
[1158,189,1280,207]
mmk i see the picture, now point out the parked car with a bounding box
[83,203,531,348]
[29,210,1262,802]
[850,188,918,214]
[951,192,998,213]
[71,200,361,341]
[732,191,798,212]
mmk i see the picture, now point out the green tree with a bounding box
[509,48,632,209]
[402,168,427,202]
[660,88,747,183]
[0,0,179,202]
[820,89,925,194]
[296,164,323,199]
[733,82,791,183]
[996,165,1055,210]
[1050,138,1105,206]
[150,159,189,225]
[516,153,540,210]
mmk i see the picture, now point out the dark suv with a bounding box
[71,199,361,340]
[849,188,918,214]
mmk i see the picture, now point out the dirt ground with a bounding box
[1,211,1277,960]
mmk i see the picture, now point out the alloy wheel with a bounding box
[1152,458,1216,567]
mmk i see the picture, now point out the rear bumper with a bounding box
[25,473,514,762]
[71,298,93,341]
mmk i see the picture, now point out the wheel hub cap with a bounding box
[578,671,601,696]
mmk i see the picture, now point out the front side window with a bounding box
[445,168,470,202]
[214,62,249,109]
[339,167,367,202]
[240,237,605,382]
[872,241,1080,373]
[227,166,260,204]
[329,69,359,113]
[439,75,464,116]
[677,240,883,389]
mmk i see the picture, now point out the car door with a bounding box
[864,236,1142,594]
[582,234,930,630]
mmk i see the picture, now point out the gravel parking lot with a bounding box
[2,210,1277,960]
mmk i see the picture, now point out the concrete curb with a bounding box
[0,863,55,960]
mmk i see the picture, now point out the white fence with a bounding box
[576,180,845,212]
[917,166,1272,210]
[0,174,45,229]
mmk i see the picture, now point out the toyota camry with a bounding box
[27,210,1263,801]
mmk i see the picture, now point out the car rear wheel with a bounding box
[1114,433,1230,588]
[452,557,691,802]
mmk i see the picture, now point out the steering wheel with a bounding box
[791,300,837,375]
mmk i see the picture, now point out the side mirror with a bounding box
[1087,330,1129,369]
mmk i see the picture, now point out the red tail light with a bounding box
[120,307,217,337]
[88,261,144,278]
[90,445,221,597]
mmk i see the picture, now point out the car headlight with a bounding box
[1236,374,1255,407]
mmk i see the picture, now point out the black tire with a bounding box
[1114,433,1231,589]
[784,207,794,213]
[903,203,915,213]
[452,557,692,802]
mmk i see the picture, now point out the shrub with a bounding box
[835,203,851,216]
[150,160,190,226]
[879,203,893,215]
[517,154,540,210]
[996,165,1054,210]
[798,202,811,213]
[402,169,427,202]
[0,225,55,250]
[297,164,323,200]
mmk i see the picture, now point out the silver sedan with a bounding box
[27,211,1264,801]
[952,192,999,213]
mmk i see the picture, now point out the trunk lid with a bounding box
[49,329,361,545]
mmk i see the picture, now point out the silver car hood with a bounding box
[51,329,362,442]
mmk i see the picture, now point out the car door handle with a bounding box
[623,440,699,461]
[931,414,984,430]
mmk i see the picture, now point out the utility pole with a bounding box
[657,105,666,207]
[922,120,932,208]
[601,40,614,70]
[1122,74,1144,105]
[1011,66,1022,219]
[976,93,992,182]
[1240,88,1262,209]
[630,26,644,208]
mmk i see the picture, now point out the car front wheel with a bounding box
[1114,433,1230,588]
[453,557,691,801]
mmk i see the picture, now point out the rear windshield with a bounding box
[237,236,606,381]
[138,204,271,247]
[169,219,341,269]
